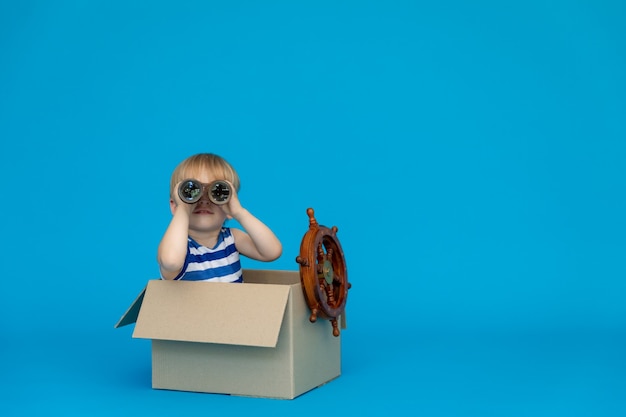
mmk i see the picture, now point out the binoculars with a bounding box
[178,179,231,205]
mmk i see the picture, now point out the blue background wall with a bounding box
[1,1,625,416]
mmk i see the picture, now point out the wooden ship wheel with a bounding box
[296,208,351,337]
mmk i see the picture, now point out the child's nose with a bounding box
[197,192,214,204]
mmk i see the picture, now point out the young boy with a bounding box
[157,153,282,282]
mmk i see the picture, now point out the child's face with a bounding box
[173,170,228,233]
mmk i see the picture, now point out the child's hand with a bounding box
[221,180,244,220]
[171,181,195,216]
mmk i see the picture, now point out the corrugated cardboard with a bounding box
[116,269,342,399]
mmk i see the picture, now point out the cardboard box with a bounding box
[115,269,343,399]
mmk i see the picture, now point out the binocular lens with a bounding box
[178,179,231,205]
[210,181,231,203]
[179,180,203,203]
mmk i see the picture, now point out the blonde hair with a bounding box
[170,153,240,198]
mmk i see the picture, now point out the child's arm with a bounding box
[157,196,193,280]
[231,211,283,261]
[224,185,282,262]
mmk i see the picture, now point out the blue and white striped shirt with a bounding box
[170,228,243,283]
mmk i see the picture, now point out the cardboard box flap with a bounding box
[133,280,290,348]
[114,287,146,328]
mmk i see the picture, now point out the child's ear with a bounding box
[169,199,177,215]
